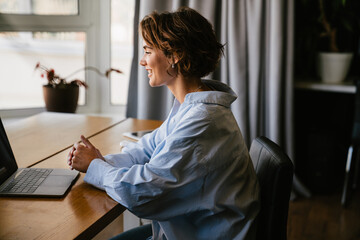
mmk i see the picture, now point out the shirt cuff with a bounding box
[84,158,112,190]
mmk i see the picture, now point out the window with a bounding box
[0,0,78,15]
[0,0,134,117]
[0,31,86,109]
[110,0,134,106]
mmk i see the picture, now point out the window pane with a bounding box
[110,0,134,105]
[0,31,86,110]
[0,0,78,15]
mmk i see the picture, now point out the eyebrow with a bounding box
[143,45,153,50]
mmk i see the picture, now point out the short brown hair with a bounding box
[140,7,224,78]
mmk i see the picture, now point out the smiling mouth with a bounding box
[146,69,153,78]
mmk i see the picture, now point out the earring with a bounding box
[171,64,175,69]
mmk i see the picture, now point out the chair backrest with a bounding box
[249,136,294,240]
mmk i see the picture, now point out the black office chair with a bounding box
[249,136,294,240]
[341,79,360,207]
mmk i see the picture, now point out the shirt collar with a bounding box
[182,79,238,108]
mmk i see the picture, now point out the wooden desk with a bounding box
[0,116,162,240]
[3,112,124,168]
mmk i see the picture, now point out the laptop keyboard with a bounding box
[1,169,52,193]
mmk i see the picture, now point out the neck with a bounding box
[167,76,204,104]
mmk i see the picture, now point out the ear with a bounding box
[172,54,179,65]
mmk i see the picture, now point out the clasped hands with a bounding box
[67,135,105,173]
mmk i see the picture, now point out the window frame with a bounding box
[0,0,126,118]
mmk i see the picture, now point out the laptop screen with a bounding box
[0,119,18,184]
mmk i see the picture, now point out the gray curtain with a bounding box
[127,0,293,153]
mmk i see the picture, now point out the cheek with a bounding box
[147,57,157,69]
[155,58,170,73]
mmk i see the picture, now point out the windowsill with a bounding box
[2,110,126,126]
[1,117,24,125]
[1,104,126,121]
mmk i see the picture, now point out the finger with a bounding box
[67,146,75,161]
[81,135,94,148]
[68,154,74,164]
[67,154,73,165]
[67,147,75,166]
[70,156,78,170]
[68,155,74,170]
[74,142,81,149]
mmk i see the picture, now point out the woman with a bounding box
[68,7,260,240]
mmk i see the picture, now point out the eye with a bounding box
[145,51,151,55]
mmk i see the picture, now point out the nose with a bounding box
[140,55,146,66]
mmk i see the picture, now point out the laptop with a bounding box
[0,118,79,197]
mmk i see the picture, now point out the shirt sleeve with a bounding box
[84,115,211,220]
[99,126,161,169]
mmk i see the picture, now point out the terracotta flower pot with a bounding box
[42,84,79,113]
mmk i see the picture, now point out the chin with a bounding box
[149,78,160,87]
[149,79,156,87]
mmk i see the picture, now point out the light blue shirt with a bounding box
[84,80,260,240]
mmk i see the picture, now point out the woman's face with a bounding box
[140,41,175,87]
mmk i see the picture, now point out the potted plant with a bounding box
[317,0,360,83]
[35,62,122,113]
